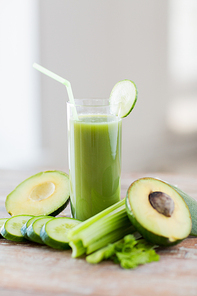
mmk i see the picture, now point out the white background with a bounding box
[0,0,197,174]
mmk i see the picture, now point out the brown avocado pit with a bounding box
[149,191,175,217]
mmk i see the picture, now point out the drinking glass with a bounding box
[67,99,122,221]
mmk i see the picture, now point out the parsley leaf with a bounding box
[86,234,160,269]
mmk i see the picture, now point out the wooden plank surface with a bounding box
[0,169,197,296]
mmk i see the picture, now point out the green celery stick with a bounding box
[68,198,125,239]
[81,205,129,247]
[69,240,85,258]
[68,198,134,258]
[87,225,136,254]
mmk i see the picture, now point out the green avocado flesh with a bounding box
[126,178,192,246]
[5,171,70,217]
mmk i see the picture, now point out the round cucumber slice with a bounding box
[1,215,33,242]
[0,218,8,238]
[40,217,81,250]
[5,170,70,217]
[21,215,46,239]
[26,216,54,244]
[110,80,138,118]
[126,178,192,246]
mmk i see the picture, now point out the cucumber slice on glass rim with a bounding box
[110,80,138,118]
[1,215,33,242]
[40,217,81,250]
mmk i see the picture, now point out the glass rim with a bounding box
[67,98,116,107]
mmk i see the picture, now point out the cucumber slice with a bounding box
[1,215,33,242]
[0,218,8,238]
[26,216,54,244]
[110,80,138,118]
[40,217,81,250]
[21,215,46,239]
[5,170,70,216]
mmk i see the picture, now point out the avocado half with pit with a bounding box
[5,170,70,216]
[126,177,192,246]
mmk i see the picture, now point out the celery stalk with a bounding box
[81,206,129,246]
[68,198,134,258]
[69,198,125,238]
[87,225,136,254]
[69,240,85,258]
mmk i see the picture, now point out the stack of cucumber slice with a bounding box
[0,214,81,249]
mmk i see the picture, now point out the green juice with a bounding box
[68,115,122,221]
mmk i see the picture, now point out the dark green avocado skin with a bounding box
[49,198,70,217]
[125,194,183,247]
[170,184,197,237]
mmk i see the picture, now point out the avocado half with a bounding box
[5,170,70,216]
[126,177,192,246]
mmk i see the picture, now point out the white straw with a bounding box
[33,63,78,120]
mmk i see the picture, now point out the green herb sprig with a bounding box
[86,234,160,269]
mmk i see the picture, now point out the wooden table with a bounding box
[0,169,197,296]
